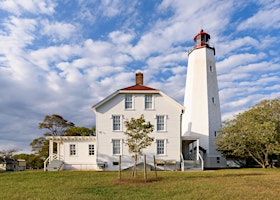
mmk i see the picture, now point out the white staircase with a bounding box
[181,153,204,171]
[183,160,202,171]
[46,160,64,171]
[44,154,64,171]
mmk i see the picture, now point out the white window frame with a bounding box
[112,115,122,131]
[145,94,153,109]
[69,144,77,156]
[156,139,166,155]
[125,94,133,110]
[156,115,167,132]
[88,144,95,156]
[112,139,122,155]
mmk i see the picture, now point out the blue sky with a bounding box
[0,0,279,153]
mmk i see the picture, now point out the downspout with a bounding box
[180,109,184,170]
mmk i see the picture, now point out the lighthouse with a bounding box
[182,29,226,168]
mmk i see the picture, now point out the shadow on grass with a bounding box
[177,172,266,180]
[116,177,162,184]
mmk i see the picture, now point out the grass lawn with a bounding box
[1,168,280,200]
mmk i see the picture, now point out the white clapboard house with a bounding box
[45,30,227,171]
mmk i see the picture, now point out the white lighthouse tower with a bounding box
[182,29,226,168]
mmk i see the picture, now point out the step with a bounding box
[184,160,202,171]
[47,160,64,171]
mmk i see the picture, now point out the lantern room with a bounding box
[194,29,211,48]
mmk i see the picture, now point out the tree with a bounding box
[0,148,18,158]
[63,126,95,136]
[39,114,75,136]
[30,114,75,158]
[124,114,154,177]
[216,99,280,168]
[30,137,49,159]
[13,153,44,169]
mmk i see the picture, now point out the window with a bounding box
[112,139,120,155]
[125,94,133,109]
[89,144,94,156]
[212,97,215,104]
[214,131,217,137]
[70,144,76,156]
[209,65,213,72]
[157,140,165,155]
[145,94,153,109]
[156,115,165,131]
[112,115,121,131]
[216,157,220,164]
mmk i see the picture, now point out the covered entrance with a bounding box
[181,136,204,171]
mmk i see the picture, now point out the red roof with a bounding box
[121,84,157,91]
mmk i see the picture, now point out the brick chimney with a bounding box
[135,72,143,85]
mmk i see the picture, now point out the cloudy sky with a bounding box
[0,0,279,153]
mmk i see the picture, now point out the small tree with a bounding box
[216,99,280,168]
[124,114,154,178]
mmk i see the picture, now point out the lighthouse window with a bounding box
[196,35,201,45]
[201,35,205,43]
[212,97,215,104]
[209,66,213,72]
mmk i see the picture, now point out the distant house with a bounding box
[0,157,25,171]
[17,159,26,171]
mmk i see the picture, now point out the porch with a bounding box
[44,136,96,171]
[181,136,204,171]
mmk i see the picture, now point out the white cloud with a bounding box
[109,30,135,44]
[217,53,265,74]
[94,0,138,18]
[147,52,187,69]
[0,0,56,16]
[0,16,37,50]
[132,0,235,60]
[28,44,81,71]
[40,20,77,42]
[237,6,280,31]
[216,36,259,59]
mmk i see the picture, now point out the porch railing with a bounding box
[44,153,63,171]
[180,153,184,171]
[44,156,50,172]
[198,153,204,170]
[181,152,204,171]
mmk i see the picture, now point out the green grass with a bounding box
[1,169,280,200]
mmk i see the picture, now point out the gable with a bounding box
[92,88,160,113]
[92,90,184,114]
